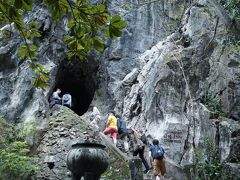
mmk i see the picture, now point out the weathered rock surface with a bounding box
[0,3,66,122]
[224,163,240,180]
[36,106,130,180]
[93,0,240,178]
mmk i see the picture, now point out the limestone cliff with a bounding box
[94,0,240,178]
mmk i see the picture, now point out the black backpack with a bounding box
[117,118,127,134]
[140,134,148,145]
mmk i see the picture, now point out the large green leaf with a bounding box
[52,6,61,20]
[109,26,122,38]
[94,37,105,52]
[97,4,105,13]
[33,31,41,38]
[59,0,70,13]
[63,35,72,43]
[67,20,75,28]
[110,15,121,23]
[17,44,27,58]
[22,0,33,11]
[112,20,126,30]
[103,26,110,38]
[68,38,77,49]
[29,44,37,52]
[29,21,39,29]
[14,0,23,9]
[77,42,84,50]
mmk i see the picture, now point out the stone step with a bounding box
[99,132,129,161]
[143,174,154,180]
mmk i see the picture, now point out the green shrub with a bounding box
[0,116,38,180]
[0,141,38,180]
[202,96,226,118]
[16,120,38,140]
[0,116,15,144]
[191,138,228,180]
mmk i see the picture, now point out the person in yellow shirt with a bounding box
[103,112,118,145]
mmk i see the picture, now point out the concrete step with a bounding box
[143,173,154,180]
[99,132,129,162]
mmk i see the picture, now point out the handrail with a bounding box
[99,132,129,162]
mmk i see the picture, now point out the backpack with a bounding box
[151,145,164,160]
[117,118,127,134]
[140,134,148,145]
[117,118,122,130]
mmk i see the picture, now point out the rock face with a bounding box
[93,0,240,178]
[0,3,98,122]
[0,0,240,179]
[0,4,65,122]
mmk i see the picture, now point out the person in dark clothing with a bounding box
[128,128,150,174]
[140,130,148,146]
[116,115,128,135]
[50,89,61,108]
[116,115,129,152]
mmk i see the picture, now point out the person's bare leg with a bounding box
[113,137,117,145]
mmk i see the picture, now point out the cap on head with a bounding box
[115,114,121,118]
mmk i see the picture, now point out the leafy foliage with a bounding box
[0,115,15,144]
[0,116,38,180]
[15,119,38,141]
[219,0,240,20]
[0,0,126,87]
[202,96,226,118]
[219,0,240,48]
[191,138,228,180]
[0,141,38,180]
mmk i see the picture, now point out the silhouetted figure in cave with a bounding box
[50,89,62,108]
[62,93,72,108]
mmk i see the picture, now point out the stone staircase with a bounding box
[99,132,129,162]
[143,171,154,180]
[99,132,177,180]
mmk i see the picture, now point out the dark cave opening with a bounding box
[47,162,55,169]
[54,57,99,115]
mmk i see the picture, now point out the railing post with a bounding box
[129,157,143,180]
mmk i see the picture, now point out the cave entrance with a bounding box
[54,57,98,115]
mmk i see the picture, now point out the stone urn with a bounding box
[66,142,110,180]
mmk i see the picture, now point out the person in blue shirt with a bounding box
[149,139,166,179]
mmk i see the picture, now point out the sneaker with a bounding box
[143,169,150,174]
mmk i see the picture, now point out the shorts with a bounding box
[103,127,118,139]
[152,159,166,176]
